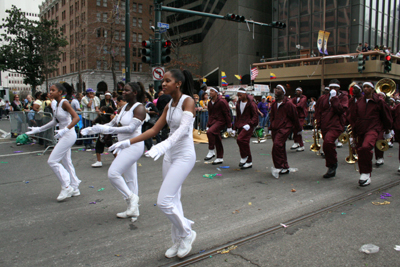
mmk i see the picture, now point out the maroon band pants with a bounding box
[293,118,305,146]
[271,128,291,169]
[322,129,343,168]
[207,123,225,158]
[237,127,254,163]
[356,130,379,174]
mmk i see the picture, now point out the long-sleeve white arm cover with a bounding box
[92,117,143,134]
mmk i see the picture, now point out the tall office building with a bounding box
[162,0,272,86]
[39,0,154,92]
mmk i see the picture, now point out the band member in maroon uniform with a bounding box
[351,82,392,186]
[374,92,388,166]
[315,79,349,178]
[393,97,400,172]
[232,88,259,169]
[204,87,232,164]
[290,87,308,152]
[270,84,301,176]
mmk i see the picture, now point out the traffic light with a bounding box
[358,54,365,73]
[271,21,286,29]
[384,54,392,73]
[141,40,153,64]
[226,13,245,22]
[161,40,171,64]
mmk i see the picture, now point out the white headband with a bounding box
[363,82,375,89]
[295,88,302,92]
[105,92,112,96]
[209,87,218,93]
[277,84,286,95]
[237,88,246,93]
[329,83,340,88]
[325,87,330,90]
[353,84,361,91]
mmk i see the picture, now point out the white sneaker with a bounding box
[291,143,300,149]
[177,230,197,258]
[376,158,384,166]
[359,173,371,187]
[126,193,139,217]
[72,188,80,197]
[204,150,215,160]
[336,142,343,148]
[165,238,182,258]
[91,161,102,168]
[241,162,253,169]
[57,186,74,201]
[239,156,248,167]
[296,146,305,152]
[212,158,223,165]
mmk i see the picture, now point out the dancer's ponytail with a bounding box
[169,69,194,98]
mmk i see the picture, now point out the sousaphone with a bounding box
[375,78,396,97]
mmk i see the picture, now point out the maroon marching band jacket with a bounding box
[346,96,360,126]
[206,95,232,128]
[315,91,349,132]
[350,93,393,136]
[270,97,301,132]
[290,94,308,119]
[234,95,258,130]
[393,102,400,132]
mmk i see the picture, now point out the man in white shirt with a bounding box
[81,88,100,150]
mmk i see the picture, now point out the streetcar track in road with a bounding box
[162,179,400,267]
[0,146,87,158]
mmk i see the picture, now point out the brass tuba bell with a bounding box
[338,132,349,144]
[376,139,389,151]
[375,78,396,97]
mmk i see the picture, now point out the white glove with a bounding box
[26,126,41,135]
[145,146,162,161]
[54,128,69,139]
[108,139,131,154]
[243,124,250,131]
[93,124,110,134]
[206,127,209,131]
[383,132,392,140]
[330,89,337,97]
[80,127,95,136]
[227,128,233,134]
[230,130,236,137]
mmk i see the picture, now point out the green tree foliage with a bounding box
[0,5,67,94]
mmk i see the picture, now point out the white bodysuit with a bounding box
[106,103,144,199]
[46,99,81,189]
[157,94,196,242]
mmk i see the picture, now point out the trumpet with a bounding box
[376,139,391,152]
[310,119,322,152]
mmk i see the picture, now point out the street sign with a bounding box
[157,22,169,29]
[159,28,167,34]
[152,67,165,81]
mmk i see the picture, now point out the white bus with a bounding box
[0,86,10,102]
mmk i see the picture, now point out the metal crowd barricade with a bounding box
[75,110,117,144]
[9,111,28,137]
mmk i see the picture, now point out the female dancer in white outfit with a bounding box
[109,69,197,258]
[81,82,146,219]
[26,83,81,201]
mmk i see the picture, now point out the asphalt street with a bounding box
[0,118,399,266]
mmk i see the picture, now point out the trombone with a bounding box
[310,119,322,152]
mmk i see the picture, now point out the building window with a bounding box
[116,16,120,24]
[62,11,66,20]
[103,13,107,23]
[138,48,141,57]
[69,5,73,15]
[115,46,119,55]
[121,16,125,25]
[149,5,153,15]
[97,13,100,22]
[62,66,66,74]
[104,30,108,38]
[76,1,79,11]
[55,3,59,12]
[81,12,86,23]
[62,0,66,6]
[97,60,101,69]
[132,3,137,12]
[138,63,142,72]
[132,47,137,56]
[138,33,142,43]
[122,47,125,55]
[103,0,107,7]
[138,4,142,13]
[103,61,107,70]
[121,62,125,70]
[82,0,85,8]
[70,34,74,44]
[96,0,100,6]
[121,1,125,9]
[133,62,137,71]
[132,32,137,42]
[96,28,101,37]
[115,31,119,40]
[97,45,101,54]
[115,61,120,70]
[149,20,153,27]
[70,64,74,72]
[138,18,142,28]
[121,31,125,40]
[132,17,137,27]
